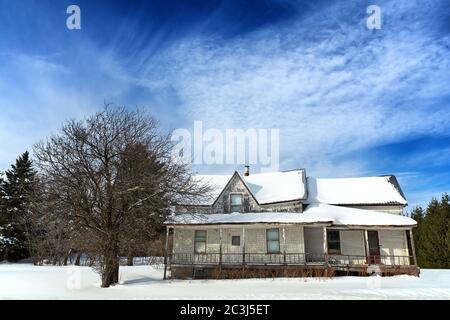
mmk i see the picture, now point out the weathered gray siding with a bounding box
[223,228,243,254]
[338,230,366,264]
[340,230,366,256]
[212,174,259,213]
[283,225,304,253]
[303,227,324,254]
[176,173,303,214]
[350,205,403,215]
[206,229,220,253]
[173,228,194,253]
[173,225,304,255]
[379,230,410,265]
[244,228,266,253]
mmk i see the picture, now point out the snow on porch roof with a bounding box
[165,204,416,227]
[193,169,307,205]
[304,203,415,227]
[306,176,408,206]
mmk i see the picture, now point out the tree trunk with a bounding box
[127,253,134,266]
[101,261,120,287]
[3,247,8,262]
[113,263,119,283]
[63,253,69,266]
[101,241,120,288]
[75,252,82,266]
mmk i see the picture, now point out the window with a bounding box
[266,228,280,253]
[231,236,240,246]
[230,194,244,212]
[194,230,207,253]
[327,230,341,254]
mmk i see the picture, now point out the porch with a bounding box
[169,252,413,267]
[163,223,419,279]
[167,252,418,278]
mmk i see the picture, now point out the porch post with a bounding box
[242,226,246,266]
[322,226,328,264]
[219,227,223,272]
[282,225,286,265]
[163,226,170,280]
[409,228,418,266]
[364,229,370,263]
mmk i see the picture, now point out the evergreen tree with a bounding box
[0,172,9,260]
[410,206,425,266]
[440,194,450,268]
[418,195,450,268]
[0,151,37,261]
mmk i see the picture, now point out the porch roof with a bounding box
[165,203,416,227]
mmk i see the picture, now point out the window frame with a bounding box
[194,230,207,254]
[327,230,341,255]
[231,235,240,246]
[266,228,281,254]
[229,193,244,213]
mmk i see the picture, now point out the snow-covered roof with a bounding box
[304,203,415,226]
[194,174,233,205]
[165,203,416,227]
[193,170,307,206]
[306,176,407,206]
[166,211,332,225]
[244,170,306,204]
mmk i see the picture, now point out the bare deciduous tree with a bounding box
[33,106,208,287]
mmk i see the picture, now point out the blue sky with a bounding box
[0,0,449,210]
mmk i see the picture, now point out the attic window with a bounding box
[230,194,244,213]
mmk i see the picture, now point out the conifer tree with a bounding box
[410,206,425,266]
[0,151,37,261]
[0,172,9,260]
[418,195,450,268]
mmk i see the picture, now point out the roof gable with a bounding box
[192,169,307,206]
[212,171,259,207]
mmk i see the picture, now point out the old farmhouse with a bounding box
[163,166,418,279]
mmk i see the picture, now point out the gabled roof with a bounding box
[244,170,307,204]
[306,175,407,206]
[193,174,233,205]
[166,203,416,227]
[192,169,307,206]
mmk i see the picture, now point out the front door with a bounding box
[367,231,381,264]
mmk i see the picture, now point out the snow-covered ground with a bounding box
[0,264,449,300]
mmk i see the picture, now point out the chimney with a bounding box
[244,165,250,176]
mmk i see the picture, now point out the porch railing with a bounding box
[169,252,414,267]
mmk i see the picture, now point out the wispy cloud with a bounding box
[0,0,448,207]
[128,0,450,176]
[0,48,133,169]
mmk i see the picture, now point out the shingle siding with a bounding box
[176,173,303,214]
[172,225,305,255]
[379,230,410,265]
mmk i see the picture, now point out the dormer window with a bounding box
[230,193,244,212]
